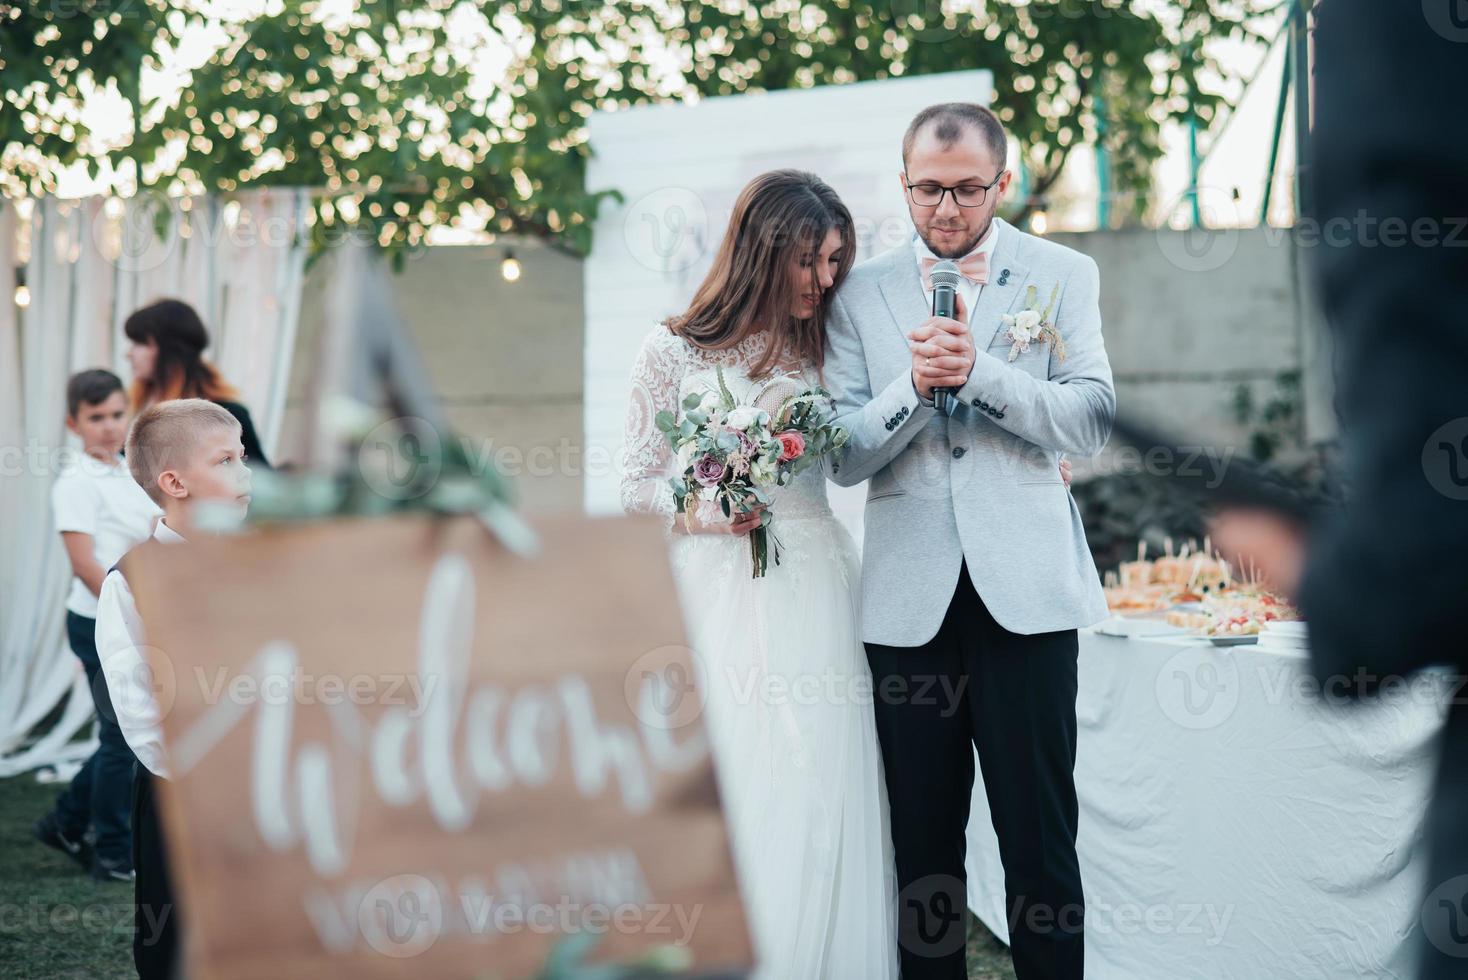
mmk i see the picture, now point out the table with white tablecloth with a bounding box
[964,628,1451,979]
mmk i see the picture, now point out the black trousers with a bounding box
[866,562,1084,980]
[132,766,180,980]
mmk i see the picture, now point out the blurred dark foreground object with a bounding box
[1299,2,1468,976]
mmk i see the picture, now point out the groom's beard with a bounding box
[918,216,993,259]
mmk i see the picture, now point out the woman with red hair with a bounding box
[122,299,270,468]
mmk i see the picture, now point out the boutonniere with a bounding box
[1002,284,1067,364]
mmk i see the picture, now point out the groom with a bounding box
[825,103,1113,979]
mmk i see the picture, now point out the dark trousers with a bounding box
[52,610,134,866]
[866,562,1084,980]
[132,766,180,980]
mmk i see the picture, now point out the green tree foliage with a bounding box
[3,0,1270,255]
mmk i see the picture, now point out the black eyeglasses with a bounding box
[903,172,1006,209]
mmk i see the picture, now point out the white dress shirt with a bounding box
[911,220,1002,408]
[96,518,186,778]
[912,218,1001,327]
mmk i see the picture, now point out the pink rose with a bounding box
[776,429,806,462]
[693,454,727,487]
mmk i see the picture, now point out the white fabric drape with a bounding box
[0,190,310,778]
[966,629,1447,978]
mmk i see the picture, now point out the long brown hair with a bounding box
[667,170,855,377]
[124,299,239,409]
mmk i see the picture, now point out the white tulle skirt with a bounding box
[670,514,899,980]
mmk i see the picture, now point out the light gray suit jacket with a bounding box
[824,218,1114,645]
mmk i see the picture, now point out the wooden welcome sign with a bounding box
[127,514,752,979]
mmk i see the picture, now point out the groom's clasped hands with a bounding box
[907,290,976,400]
[903,290,1074,488]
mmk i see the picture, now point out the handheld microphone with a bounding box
[928,259,962,414]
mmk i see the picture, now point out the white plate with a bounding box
[1209,635,1260,647]
[1262,621,1308,635]
[1096,617,1190,639]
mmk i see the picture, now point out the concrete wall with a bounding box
[1048,225,1332,454]
[275,239,586,514]
[272,226,1330,517]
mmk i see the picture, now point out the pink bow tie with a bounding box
[921,252,990,291]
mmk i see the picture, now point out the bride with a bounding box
[619,170,899,979]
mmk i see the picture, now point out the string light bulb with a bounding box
[501,249,522,283]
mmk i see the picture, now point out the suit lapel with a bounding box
[972,218,1031,353]
[876,249,931,345]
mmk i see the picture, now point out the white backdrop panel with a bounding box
[583,71,994,542]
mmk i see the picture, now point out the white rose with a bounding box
[1013,309,1042,339]
[725,406,761,430]
[675,441,697,471]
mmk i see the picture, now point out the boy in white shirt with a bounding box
[97,398,252,980]
[33,370,161,883]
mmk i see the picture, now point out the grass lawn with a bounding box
[0,773,1015,979]
[0,774,135,979]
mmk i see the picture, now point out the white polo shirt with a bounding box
[51,452,162,618]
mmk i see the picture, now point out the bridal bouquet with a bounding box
[656,367,850,578]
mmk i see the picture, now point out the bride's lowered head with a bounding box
[667,169,855,377]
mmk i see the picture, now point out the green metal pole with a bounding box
[1185,42,1202,227]
[1188,117,1201,226]
[1096,94,1110,228]
[1261,43,1294,224]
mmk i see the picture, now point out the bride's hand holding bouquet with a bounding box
[656,367,849,577]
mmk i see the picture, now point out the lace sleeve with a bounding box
[620,326,685,531]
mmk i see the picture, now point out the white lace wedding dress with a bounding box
[621,324,899,979]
